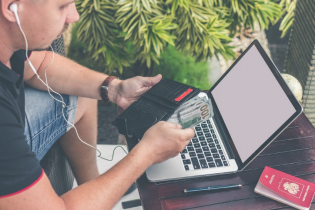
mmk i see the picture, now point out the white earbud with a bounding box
[9,3,17,13]
[9,3,20,25]
[9,3,37,75]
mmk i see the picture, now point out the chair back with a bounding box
[284,0,315,126]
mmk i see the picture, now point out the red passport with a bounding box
[255,166,315,209]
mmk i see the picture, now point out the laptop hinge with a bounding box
[212,113,235,161]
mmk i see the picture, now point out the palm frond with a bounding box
[74,0,288,75]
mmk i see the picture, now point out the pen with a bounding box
[183,184,242,193]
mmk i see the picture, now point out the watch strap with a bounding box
[100,76,117,102]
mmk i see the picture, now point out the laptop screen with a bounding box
[211,44,296,163]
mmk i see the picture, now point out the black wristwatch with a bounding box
[100,76,117,102]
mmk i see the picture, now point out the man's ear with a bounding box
[1,0,19,23]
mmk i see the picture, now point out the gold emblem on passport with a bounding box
[278,178,304,198]
[283,182,300,195]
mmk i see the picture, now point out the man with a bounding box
[0,0,195,209]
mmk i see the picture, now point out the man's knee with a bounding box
[73,97,98,125]
[24,85,78,160]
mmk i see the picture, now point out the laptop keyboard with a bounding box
[181,119,229,171]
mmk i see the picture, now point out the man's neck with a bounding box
[0,29,16,68]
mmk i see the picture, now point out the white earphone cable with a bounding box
[13,8,127,161]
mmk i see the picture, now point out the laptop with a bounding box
[146,40,303,182]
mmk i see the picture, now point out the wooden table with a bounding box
[127,113,315,210]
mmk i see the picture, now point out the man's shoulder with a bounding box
[0,82,24,123]
[0,83,13,101]
[0,82,17,101]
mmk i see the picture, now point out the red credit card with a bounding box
[259,166,315,208]
[175,88,193,102]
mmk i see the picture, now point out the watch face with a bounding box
[101,76,117,101]
[101,86,109,91]
[100,86,109,101]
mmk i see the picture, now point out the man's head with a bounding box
[0,0,79,52]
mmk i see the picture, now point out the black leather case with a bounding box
[112,79,200,139]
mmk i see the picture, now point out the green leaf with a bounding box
[141,0,152,12]
[93,0,100,10]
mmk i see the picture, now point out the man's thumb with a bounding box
[150,74,162,85]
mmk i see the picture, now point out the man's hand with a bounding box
[108,74,162,113]
[137,121,195,164]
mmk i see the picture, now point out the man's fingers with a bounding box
[151,74,162,85]
[162,121,181,129]
[176,124,182,129]
[167,124,195,140]
[182,128,195,139]
[141,74,162,87]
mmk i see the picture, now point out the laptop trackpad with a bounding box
[146,154,238,182]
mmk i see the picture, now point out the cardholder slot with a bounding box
[164,86,196,102]
[146,79,197,105]
[142,92,178,110]
[143,79,200,109]
[147,79,183,97]
[134,99,168,121]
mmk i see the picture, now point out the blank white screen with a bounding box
[212,45,296,162]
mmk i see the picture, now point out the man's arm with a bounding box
[24,51,109,100]
[0,140,151,210]
[0,122,194,210]
[24,50,162,110]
